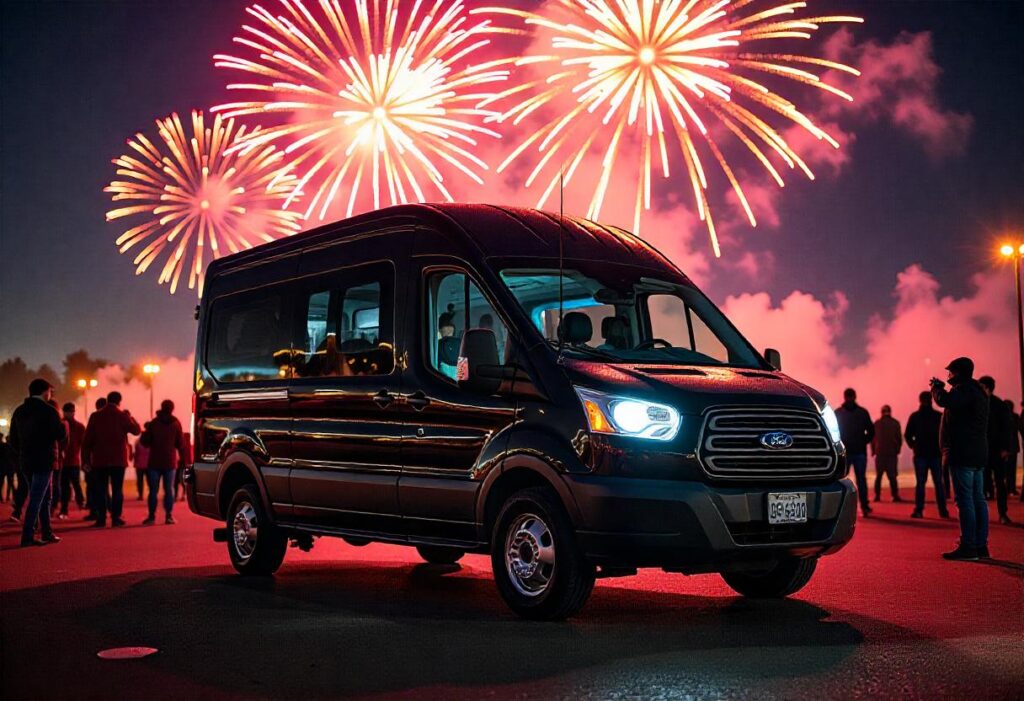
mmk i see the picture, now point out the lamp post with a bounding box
[76,378,98,419]
[143,364,161,419]
[1000,242,1024,404]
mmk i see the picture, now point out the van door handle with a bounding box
[372,390,395,408]
[406,391,430,411]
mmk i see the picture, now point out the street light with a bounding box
[143,363,161,418]
[76,378,99,419]
[1000,241,1024,404]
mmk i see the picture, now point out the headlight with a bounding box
[820,402,842,444]
[574,387,681,441]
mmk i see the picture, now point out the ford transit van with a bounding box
[187,203,855,619]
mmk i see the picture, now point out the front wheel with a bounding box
[720,557,817,598]
[227,485,287,576]
[491,487,595,620]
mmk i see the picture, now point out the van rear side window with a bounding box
[206,289,291,383]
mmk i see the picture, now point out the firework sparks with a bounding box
[475,0,863,255]
[105,111,302,296]
[213,0,513,221]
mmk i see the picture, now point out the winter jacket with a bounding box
[63,417,86,467]
[933,378,988,469]
[9,397,68,474]
[905,407,942,459]
[82,404,141,467]
[835,401,875,455]
[145,410,186,471]
[871,416,902,458]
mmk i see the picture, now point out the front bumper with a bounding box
[566,475,857,573]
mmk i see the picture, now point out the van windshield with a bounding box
[499,265,763,368]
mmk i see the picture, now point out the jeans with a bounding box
[21,471,54,541]
[913,455,946,514]
[60,466,85,513]
[874,454,900,500]
[848,453,869,511]
[952,467,989,548]
[94,467,126,523]
[146,469,175,517]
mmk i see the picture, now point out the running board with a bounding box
[277,521,481,551]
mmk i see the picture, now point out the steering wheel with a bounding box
[635,338,672,350]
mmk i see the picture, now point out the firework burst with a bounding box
[105,111,302,296]
[213,0,513,221]
[476,0,862,255]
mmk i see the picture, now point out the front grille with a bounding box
[698,407,837,480]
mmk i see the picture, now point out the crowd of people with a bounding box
[0,379,189,547]
[837,356,1022,561]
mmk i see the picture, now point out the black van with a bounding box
[187,203,855,619]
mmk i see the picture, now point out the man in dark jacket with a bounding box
[1006,399,1020,497]
[81,391,141,528]
[835,388,875,517]
[978,377,1015,524]
[932,357,989,560]
[8,379,67,547]
[871,405,903,502]
[58,402,86,518]
[906,391,948,519]
[82,396,106,521]
[142,400,187,525]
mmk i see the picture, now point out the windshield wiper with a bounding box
[546,339,619,362]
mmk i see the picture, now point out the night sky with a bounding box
[1,0,1022,370]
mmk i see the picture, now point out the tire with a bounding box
[226,485,287,576]
[491,487,595,620]
[416,545,465,565]
[721,557,817,598]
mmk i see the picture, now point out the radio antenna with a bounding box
[557,168,565,357]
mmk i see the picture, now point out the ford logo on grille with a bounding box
[760,431,794,450]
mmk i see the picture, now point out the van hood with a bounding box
[561,359,825,415]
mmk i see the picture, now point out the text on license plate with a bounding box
[768,492,808,524]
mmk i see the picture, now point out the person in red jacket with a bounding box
[58,403,86,518]
[81,391,141,527]
[142,400,187,525]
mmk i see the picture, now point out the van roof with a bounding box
[207,203,683,278]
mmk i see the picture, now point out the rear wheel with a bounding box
[226,485,287,576]
[491,487,595,620]
[721,557,817,598]
[416,545,465,565]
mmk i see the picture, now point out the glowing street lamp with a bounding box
[143,364,160,418]
[1000,241,1024,404]
[76,378,99,419]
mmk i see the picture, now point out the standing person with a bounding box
[906,391,948,519]
[58,403,86,518]
[48,399,68,518]
[835,388,875,517]
[143,400,186,525]
[8,379,67,547]
[0,433,14,503]
[978,376,1014,525]
[81,391,141,528]
[82,396,107,521]
[932,357,990,560]
[871,405,903,502]
[1006,399,1020,497]
[133,434,149,500]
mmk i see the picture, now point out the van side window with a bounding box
[425,270,508,381]
[296,268,394,378]
[207,288,292,383]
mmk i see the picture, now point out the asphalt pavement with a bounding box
[1,485,1021,700]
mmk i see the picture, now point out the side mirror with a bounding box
[457,328,501,394]
[764,348,782,371]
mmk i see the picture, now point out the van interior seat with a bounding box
[600,316,629,350]
[558,312,592,345]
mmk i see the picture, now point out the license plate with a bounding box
[768,492,808,524]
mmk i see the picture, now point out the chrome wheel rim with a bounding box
[232,501,258,562]
[505,512,555,597]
